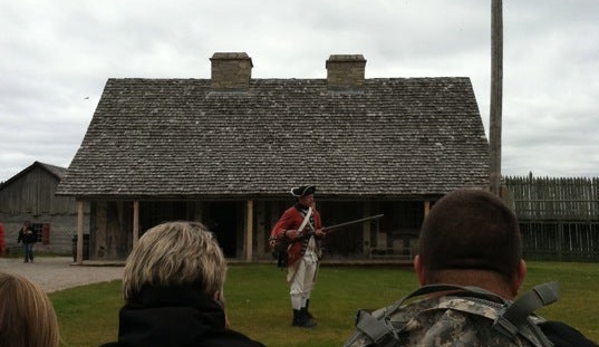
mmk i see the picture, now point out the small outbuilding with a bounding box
[0,161,89,255]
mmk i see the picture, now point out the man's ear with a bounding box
[414,254,426,286]
[512,260,527,297]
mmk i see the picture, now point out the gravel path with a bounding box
[0,257,123,293]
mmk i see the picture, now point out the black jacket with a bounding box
[17,228,36,244]
[99,286,266,347]
[539,321,598,347]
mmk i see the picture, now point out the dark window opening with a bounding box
[29,223,50,244]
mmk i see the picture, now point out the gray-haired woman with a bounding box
[99,221,266,347]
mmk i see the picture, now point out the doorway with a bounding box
[207,202,238,258]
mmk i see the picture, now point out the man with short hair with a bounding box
[343,189,597,347]
[270,185,326,328]
[415,188,525,299]
[99,221,265,347]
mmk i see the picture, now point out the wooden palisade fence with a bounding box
[504,174,599,262]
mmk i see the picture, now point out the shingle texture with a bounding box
[1,161,66,189]
[38,162,67,179]
[56,77,489,199]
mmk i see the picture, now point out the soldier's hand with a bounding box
[315,229,326,237]
[284,229,299,239]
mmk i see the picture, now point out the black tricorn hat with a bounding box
[290,185,316,198]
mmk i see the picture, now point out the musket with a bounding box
[322,214,384,233]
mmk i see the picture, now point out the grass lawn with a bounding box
[50,261,599,347]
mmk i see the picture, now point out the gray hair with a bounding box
[123,221,226,301]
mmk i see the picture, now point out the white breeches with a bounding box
[289,249,319,310]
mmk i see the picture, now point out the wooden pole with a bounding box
[424,201,431,217]
[133,201,139,247]
[363,203,372,257]
[489,0,503,196]
[245,200,253,261]
[77,201,84,264]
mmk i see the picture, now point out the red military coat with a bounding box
[270,205,322,267]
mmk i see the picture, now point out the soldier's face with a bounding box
[299,194,315,207]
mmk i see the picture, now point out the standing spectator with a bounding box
[269,185,326,328]
[99,221,266,347]
[0,271,61,347]
[342,189,597,347]
[0,222,5,256]
[17,221,36,263]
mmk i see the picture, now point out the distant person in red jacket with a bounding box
[269,185,326,328]
[0,222,5,256]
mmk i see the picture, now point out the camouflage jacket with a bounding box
[343,286,555,347]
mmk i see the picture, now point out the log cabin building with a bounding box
[0,161,89,255]
[56,52,489,262]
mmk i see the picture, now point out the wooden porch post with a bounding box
[255,201,265,259]
[363,202,372,257]
[76,200,84,264]
[133,201,140,247]
[245,200,253,262]
[424,201,431,217]
[375,202,386,252]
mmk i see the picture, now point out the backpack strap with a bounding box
[389,283,508,313]
[352,282,559,347]
[397,282,559,344]
[493,281,559,338]
[351,284,501,347]
[354,309,400,347]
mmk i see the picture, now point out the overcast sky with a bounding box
[1,0,598,183]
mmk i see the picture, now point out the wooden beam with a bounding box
[489,0,503,195]
[133,201,140,247]
[76,200,84,264]
[376,202,386,251]
[424,201,431,217]
[363,202,372,256]
[245,200,253,261]
[255,201,265,258]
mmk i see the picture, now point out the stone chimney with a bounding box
[210,52,253,90]
[326,54,367,90]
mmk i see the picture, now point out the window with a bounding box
[30,223,50,245]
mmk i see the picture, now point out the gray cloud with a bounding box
[1,0,597,182]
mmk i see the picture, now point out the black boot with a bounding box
[305,299,315,319]
[301,307,317,327]
[292,309,316,328]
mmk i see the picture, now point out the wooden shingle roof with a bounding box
[56,77,489,200]
[1,161,66,189]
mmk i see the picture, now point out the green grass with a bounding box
[49,262,599,347]
[521,262,599,339]
[51,280,122,346]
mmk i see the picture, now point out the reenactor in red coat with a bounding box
[270,185,326,328]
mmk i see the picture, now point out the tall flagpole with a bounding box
[489,0,503,196]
